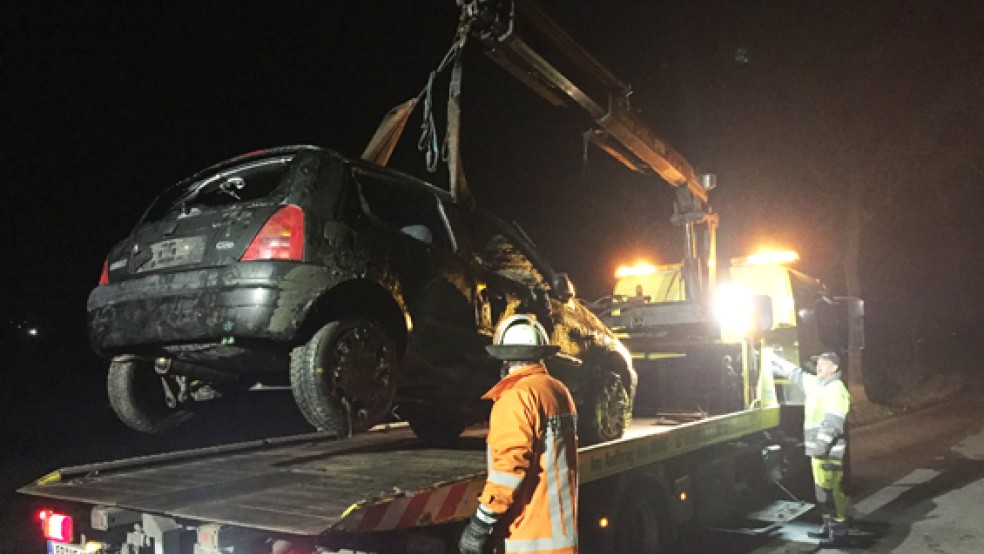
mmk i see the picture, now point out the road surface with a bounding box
[690,388,984,553]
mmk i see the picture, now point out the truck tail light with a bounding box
[241,205,304,261]
[98,259,109,285]
[39,509,73,543]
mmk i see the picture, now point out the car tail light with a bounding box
[242,205,304,261]
[39,509,73,543]
[98,259,109,285]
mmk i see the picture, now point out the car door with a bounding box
[461,210,544,333]
[465,210,604,391]
[348,168,483,387]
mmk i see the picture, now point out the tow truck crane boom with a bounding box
[467,0,719,300]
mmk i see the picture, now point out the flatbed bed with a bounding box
[20,407,779,538]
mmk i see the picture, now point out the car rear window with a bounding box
[141,156,293,223]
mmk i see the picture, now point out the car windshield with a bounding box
[140,156,293,223]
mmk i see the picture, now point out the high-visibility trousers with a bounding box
[811,457,850,534]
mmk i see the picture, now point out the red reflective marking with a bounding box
[98,259,109,285]
[397,491,432,529]
[357,503,389,532]
[436,482,468,521]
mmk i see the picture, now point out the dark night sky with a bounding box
[2,1,982,355]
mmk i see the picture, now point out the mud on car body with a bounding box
[88,145,635,444]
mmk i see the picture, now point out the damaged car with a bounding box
[88,145,636,444]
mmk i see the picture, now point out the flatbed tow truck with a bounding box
[19,1,862,552]
[21,399,795,553]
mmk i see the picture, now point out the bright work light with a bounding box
[714,283,753,338]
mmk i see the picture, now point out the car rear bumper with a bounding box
[87,262,333,355]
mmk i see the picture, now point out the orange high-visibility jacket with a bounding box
[479,363,579,554]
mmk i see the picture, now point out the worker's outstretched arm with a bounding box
[771,356,816,392]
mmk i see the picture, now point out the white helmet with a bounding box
[485,314,560,361]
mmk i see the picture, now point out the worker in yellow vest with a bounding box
[773,351,851,548]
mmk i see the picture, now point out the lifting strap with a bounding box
[362,2,478,205]
[417,3,477,206]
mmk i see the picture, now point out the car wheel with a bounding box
[290,319,397,437]
[107,357,195,434]
[404,408,468,446]
[580,370,631,445]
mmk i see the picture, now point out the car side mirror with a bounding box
[552,273,575,302]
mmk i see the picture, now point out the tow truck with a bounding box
[20,1,863,552]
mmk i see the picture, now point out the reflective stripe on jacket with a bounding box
[479,363,579,554]
[788,368,851,458]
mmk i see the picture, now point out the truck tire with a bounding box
[613,486,667,554]
[107,358,195,434]
[290,319,397,437]
[580,370,631,445]
[404,408,468,446]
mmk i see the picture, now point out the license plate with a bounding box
[47,541,88,554]
[139,236,206,271]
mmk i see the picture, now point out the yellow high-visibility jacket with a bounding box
[787,368,851,459]
[479,363,579,553]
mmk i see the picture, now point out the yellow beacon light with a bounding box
[731,250,799,267]
[614,262,658,278]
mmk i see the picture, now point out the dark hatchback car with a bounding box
[88,146,635,444]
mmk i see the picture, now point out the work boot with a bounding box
[819,520,850,548]
[818,534,849,548]
[809,516,831,539]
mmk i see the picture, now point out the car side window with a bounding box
[351,169,453,251]
[467,211,545,288]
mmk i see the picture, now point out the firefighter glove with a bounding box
[458,504,498,554]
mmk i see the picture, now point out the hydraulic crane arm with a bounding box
[468,0,713,205]
[465,0,718,299]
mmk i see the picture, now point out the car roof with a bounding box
[194,145,457,204]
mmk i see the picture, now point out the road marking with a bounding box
[853,468,940,516]
[952,426,984,460]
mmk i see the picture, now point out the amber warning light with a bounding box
[730,250,799,267]
[613,261,680,279]
[39,509,73,543]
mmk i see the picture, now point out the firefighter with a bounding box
[458,314,578,554]
[773,351,851,548]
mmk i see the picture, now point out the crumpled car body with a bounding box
[88,146,635,443]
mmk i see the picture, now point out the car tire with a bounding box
[404,408,468,446]
[580,370,631,445]
[290,319,397,437]
[107,357,195,434]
